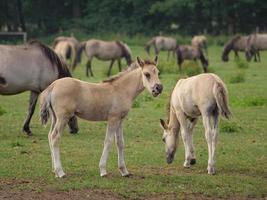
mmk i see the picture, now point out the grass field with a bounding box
[0,45,266,199]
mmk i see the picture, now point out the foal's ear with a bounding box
[137,56,145,68]
[154,56,158,65]
[160,119,167,130]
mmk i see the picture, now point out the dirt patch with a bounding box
[0,189,124,200]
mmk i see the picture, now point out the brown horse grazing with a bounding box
[145,36,177,60]
[176,45,208,73]
[222,35,259,62]
[40,56,163,178]
[0,41,78,135]
[76,39,132,77]
[53,36,80,70]
[160,73,230,175]
[245,34,267,62]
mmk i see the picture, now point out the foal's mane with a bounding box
[102,59,156,83]
[29,40,71,78]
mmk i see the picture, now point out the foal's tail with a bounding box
[213,82,231,119]
[40,84,54,125]
[145,38,155,55]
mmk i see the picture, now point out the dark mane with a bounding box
[222,35,241,61]
[29,40,71,78]
[103,58,156,83]
[116,41,132,64]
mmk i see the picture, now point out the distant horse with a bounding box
[40,56,163,178]
[245,34,267,62]
[0,41,78,135]
[53,36,79,70]
[192,35,208,55]
[145,36,177,60]
[222,35,259,62]
[160,73,231,175]
[176,45,208,73]
[77,39,132,77]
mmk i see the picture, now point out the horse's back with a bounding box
[85,39,121,60]
[173,73,225,117]
[0,45,57,94]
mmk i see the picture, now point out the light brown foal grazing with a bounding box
[160,73,230,175]
[40,56,163,178]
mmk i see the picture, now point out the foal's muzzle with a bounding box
[152,84,163,97]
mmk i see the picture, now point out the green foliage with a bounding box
[0,106,6,116]
[0,0,265,37]
[229,71,245,83]
[232,97,267,107]
[220,120,242,133]
[235,60,249,69]
[183,61,202,76]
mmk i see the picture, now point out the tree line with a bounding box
[0,0,266,37]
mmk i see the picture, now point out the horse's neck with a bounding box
[168,106,180,130]
[115,68,144,100]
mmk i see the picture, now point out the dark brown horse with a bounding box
[176,45,208,73]
[0,41,78,135]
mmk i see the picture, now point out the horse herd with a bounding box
[2,33,266,178]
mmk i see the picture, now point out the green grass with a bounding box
[0,45,266,199]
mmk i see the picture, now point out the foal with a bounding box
[160,73,230,174]
[40,57,163,178]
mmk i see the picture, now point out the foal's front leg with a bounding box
[115,123,130,176]
[99,119,119,177]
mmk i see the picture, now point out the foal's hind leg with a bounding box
[23,91,39,135]
[115,122,130,177]
[202,113,217,175]
[49,117,68,178]
[48,112,56,172]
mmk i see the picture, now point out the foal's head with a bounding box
[160,119,179,164]
[137,56,163,97]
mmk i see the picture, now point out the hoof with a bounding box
[190,158,196,165]
[207,166,216,175]
[100,173,107,177]
[55,171,66,178]
[23,127,33,136]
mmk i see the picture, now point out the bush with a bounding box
[220,121,242,133]
[183,61,202,77]
[0,107,6,116]
[229,71,245,83]
[157,60,177,74]
[235,60,249,69]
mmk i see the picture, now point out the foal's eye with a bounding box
[162,137,166,143]
[158,71,161,76]
[145,73,150,79]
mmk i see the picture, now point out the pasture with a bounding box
[0,44,266,199]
